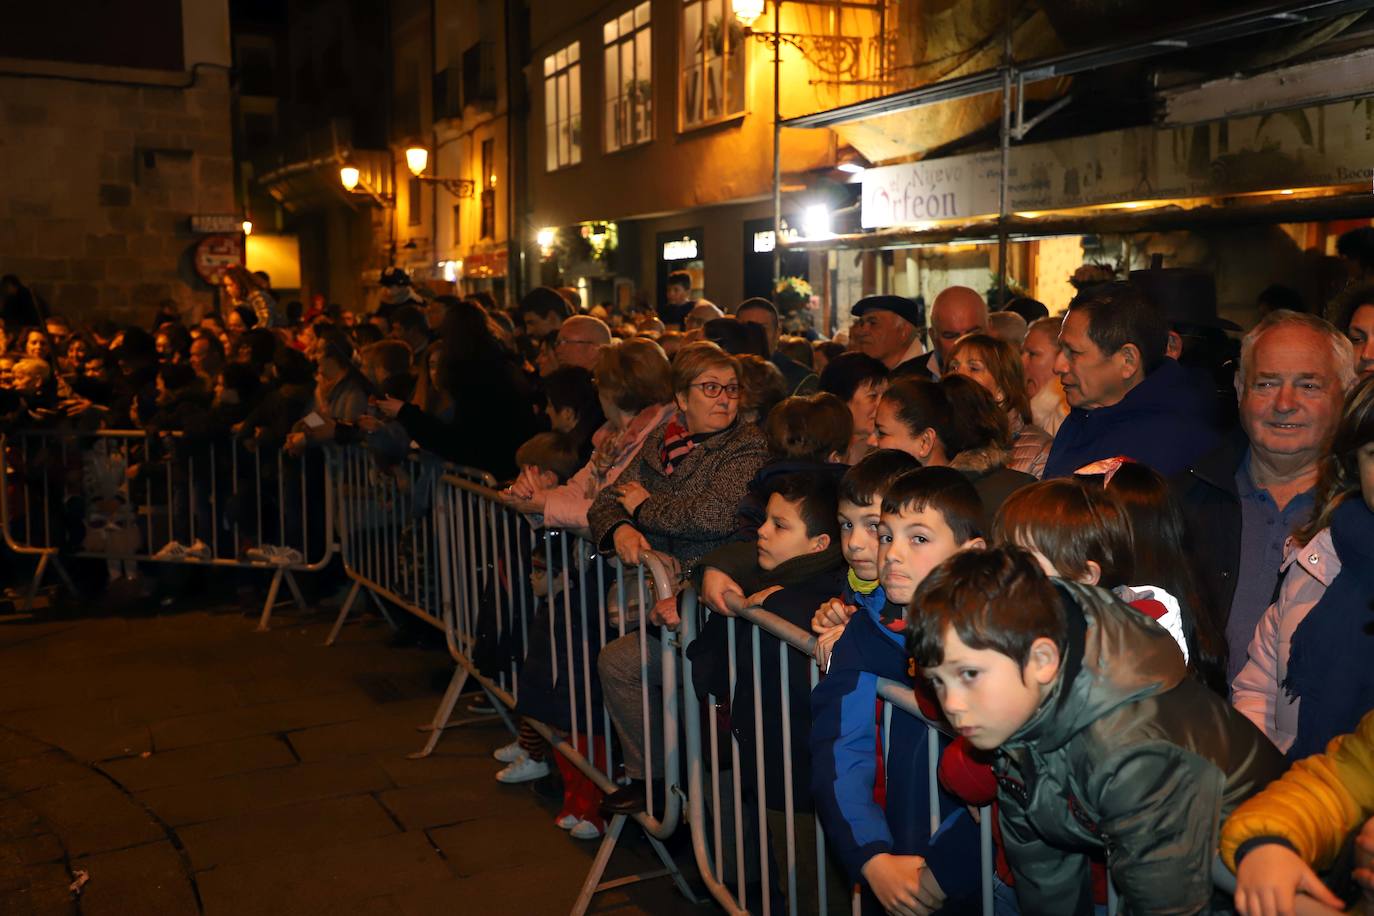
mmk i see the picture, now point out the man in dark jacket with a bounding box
[1044,281,1220,478]
[911,548,1287,915]
[1173,310,1353,682]
[737,298,818,396]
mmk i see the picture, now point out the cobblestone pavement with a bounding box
[0,598,704,915]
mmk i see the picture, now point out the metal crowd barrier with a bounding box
[678,589,996,916]
[326,463,700,914]
[0,429,336,626]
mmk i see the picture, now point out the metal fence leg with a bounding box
[645,829,702,904]
[367,588,398,630]
[282,569,308,612]
[21,552,52,612]
[571,814,630,916]
[256,566,287,632]
[410,664,469,759]
[324,580,364,646]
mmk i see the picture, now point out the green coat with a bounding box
[995,580,1286,915]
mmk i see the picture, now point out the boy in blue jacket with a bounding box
[811,454,988,915]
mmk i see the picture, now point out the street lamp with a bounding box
[405,145,430,177]
[400,143,474,198]
[732,0,764,26]
[241,219,253,236]
[339,165,361,191]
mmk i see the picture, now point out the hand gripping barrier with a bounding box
[0,429,336,626]
[678,589,996,916]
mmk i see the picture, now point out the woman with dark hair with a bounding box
[374,299,540,480]
[1232,375,1374,757]
[947,332,1051,478]
[1338,288,1374,379]
[869,374,1034,515]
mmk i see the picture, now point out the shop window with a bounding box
[604,2,653,151]
[544,42,582,171]
[480,138,496,239]
[680,0,745,129]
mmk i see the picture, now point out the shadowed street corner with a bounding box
[0,602,703,915]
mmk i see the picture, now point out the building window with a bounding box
[452,203,462,248]
[544,42,582,171]
[604,2,652,151]
[408,176,422,226]
[480,138,496,239]
[681,0,745,128]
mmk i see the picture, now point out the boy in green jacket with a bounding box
[908,546,1286,915]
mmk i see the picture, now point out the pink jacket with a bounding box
[1231,528,1339,754]
[541,402,676,534]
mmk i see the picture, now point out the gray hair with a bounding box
[1237,309,1356,390]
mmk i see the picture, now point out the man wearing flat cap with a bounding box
[849,294,933,379]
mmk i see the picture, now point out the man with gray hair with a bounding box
[553,314,612,371]
[1175,310,1356,685]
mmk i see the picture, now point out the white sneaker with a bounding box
[153,541,187,560]
[495,757,550,784]
[186,540,211,560]
[554,813,579,830]
[570,819,603,840]
[493,740,525,763]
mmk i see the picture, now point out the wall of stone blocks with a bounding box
[0,68,235,325]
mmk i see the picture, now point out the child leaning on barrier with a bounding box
[691,471,849,912]
[809,455,988,915]
[909,547,1287,915]
[1224,707,1374,916]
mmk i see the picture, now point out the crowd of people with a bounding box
[5,238,1374,914]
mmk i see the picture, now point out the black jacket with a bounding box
[1171,429,1248,629]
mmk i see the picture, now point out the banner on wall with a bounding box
[861,98,1374,229]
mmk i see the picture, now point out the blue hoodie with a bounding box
[1044,358,1220,479]
[809,584,983,907]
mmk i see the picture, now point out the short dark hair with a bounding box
[391,304,427,334]
[993,479,1133,589]
[703,317,769,358]
[1338,227,1374,272]
[521,286,573,321]
[819,352,889,403]
[839,448,921,508]
[515,431,581,483]
[1068,281,1168,372]
[907,546,1066,670]
[666,271,692,291]
[736,297,779,326]
[939,373,1012,454]
[764,393,852,462]
[544,365,600,417]
[769,472,840,540]
[880,466,985,544]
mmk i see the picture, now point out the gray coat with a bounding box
[588,418,768,575]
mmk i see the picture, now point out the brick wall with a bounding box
[0,68,235,325]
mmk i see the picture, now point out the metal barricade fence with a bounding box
[327,463,700,914]
[678,588,996,916]
[0,429,336,625]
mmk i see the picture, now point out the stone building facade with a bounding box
[0,0,234,325]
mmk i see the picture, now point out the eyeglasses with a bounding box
[690,381,741,399]
[556,337,599,347]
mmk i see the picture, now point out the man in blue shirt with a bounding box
[1175,310,1355,683]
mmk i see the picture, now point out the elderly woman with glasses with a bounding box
[588,340,768,574]
[587,340,769,816]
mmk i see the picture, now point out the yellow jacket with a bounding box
[1222,708,1374,871]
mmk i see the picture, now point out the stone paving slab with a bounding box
[0,604,705,915]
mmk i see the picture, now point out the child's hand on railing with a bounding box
[812,597,857,633]
[861,853,929,916]
[701,567,745,616]
[744,585,781,607]
[815,625,844,672]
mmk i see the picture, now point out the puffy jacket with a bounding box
[1231,529,1337,754]
[1221,707,1374,874]
[1044,359,1221,479]
[1007,411,1051,479]
[809,585,983,905]
[995,580,1286,915]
